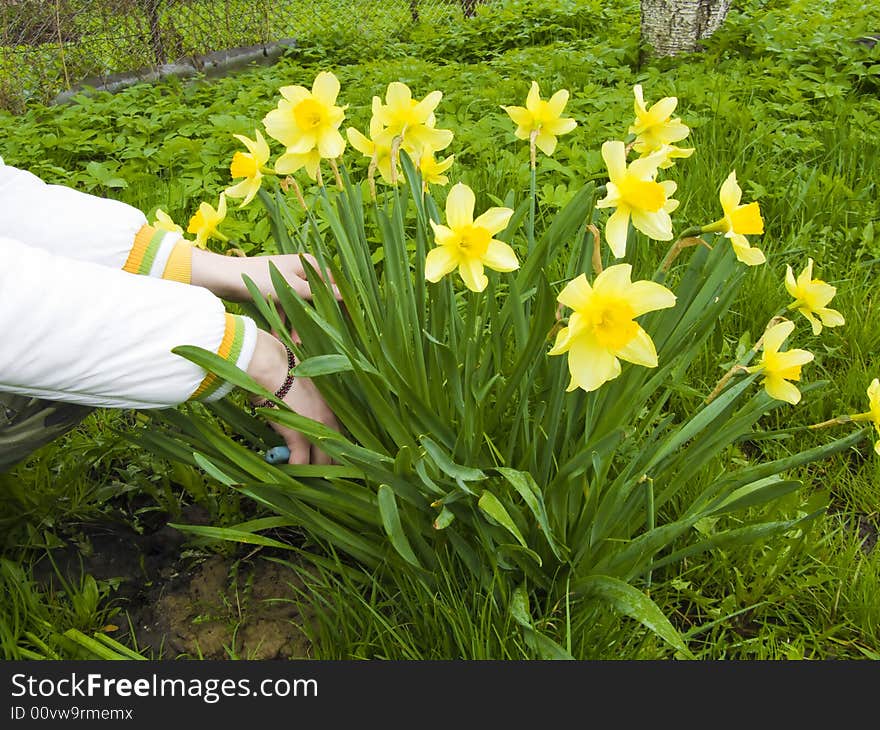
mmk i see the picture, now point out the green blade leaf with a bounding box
[478,491,527,548]
[575,575,695,659]
[377,484,422,568]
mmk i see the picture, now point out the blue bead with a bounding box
[265,446,291,464]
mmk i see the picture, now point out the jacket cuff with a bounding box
[188,313,258,402]
[125,224,194,283]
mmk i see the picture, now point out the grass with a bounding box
[1,0,879,659]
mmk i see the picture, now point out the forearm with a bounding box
[0,236,255,409]
[0,162,193,283]
[190,248,257,301]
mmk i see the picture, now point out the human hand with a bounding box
[191,249,341,303]
[247,330,340,465]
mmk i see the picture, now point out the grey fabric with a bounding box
[0,391,92,472]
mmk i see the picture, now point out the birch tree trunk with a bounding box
[640,0,731,58]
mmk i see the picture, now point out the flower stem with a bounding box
[588,223,602,275]
[390,135,403,186]
[329,158,344,190]
[704,365,749,405]
[659,227,710,272]
[528,139,537,256]
[809,414,855,430]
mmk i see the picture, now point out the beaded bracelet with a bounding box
[251,343,296,411]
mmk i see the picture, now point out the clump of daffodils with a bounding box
[348,81,454,189]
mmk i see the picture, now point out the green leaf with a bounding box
[478,491,527,548]
[377,484,422,568]
[421,437,486,481]
[510,584,573,660]
[575,575,695,659]
[497,467,567,560]
[293,354,371,377]
[167,524,295,550]
[192,452,238,486]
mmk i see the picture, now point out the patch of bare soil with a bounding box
[131,553,313,660]
[34,506,314,660]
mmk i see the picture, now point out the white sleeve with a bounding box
[0,162,194,283]
[0,236,257,409]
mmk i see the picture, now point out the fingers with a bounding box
[286,433,312,465]
[296,255,343,301]
[311,445,333,466]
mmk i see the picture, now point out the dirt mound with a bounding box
[33,506,314,660]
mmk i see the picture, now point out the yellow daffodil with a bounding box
[426,182,517,292]
[648,143,695,170]
[501,80,577,157]
[152,208,183,235]
[702,170,765,266]
[784,258,845,335]
[186,193,228,249]
[858,379,880,455]
[628,84,690,156]
[224,130,270,207]
[596,140,679,258]
[371,82,454,157]
[549,263,676,392]
[347,119,396,185]
[418,151,454,188]
[749,320,813,404]
[275,148,322,181]
[263,71,347,160]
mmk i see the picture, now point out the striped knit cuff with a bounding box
[125,224,193,283]
[188,314,258,403]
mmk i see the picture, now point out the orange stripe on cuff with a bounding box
[162,240,193,284]
[124,223,155,275]
[189,313,237,400]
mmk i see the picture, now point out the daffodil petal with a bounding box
[547,88,570,116]
[459,258,488,292]
[616,325,659,368]
[601,140,627,183]
[631,208,673,241]
[482,240,519,272]
[318,129,346,159]
[764,376,802,405]
[818,308,845,327]
[557,274,592,311]
[534,130,558,156]
[763,320,795,353]
[593,263,633,296]
[546,117,577,136]
[446,183,475,229]
[526,81,541,111]
[568,337,621,392]
[730,235,766,266]
[605,208,631,258]
[425,246,459,282]
[472,207,514,235]
[627,280,677,317]
[503,105,532,127]
[719,171,742,214]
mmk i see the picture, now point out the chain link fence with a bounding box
[0,0,490,112]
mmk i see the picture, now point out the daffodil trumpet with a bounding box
[704,313,787,404]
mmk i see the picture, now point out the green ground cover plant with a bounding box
[1,0,879,659]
